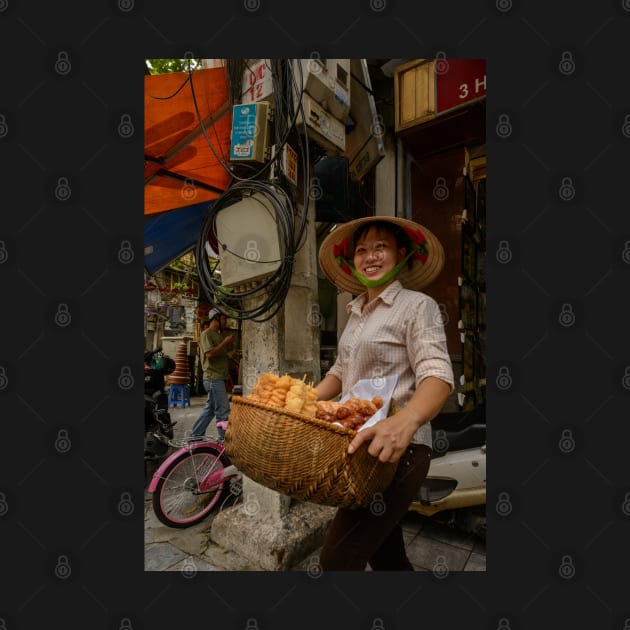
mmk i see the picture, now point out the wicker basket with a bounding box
[224,396,397,509]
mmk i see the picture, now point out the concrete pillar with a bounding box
[210,189,333,570]
[240,294,292,520]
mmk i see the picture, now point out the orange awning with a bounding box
[144,67,232,216]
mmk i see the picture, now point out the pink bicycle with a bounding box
[148,422,242,528]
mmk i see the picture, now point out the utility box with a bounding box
[345,58,386,181]
[229,101,271,163]
[293,58,351,122]
[296,91,346,154]
[215,192,282,288]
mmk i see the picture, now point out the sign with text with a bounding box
[241,59,274,104]
[282,142,298,186]
[435,59,486,114]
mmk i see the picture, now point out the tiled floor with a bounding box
[287,510,486,572]
[401,511,486,572]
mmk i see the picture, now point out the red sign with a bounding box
[435,59,486,113]
[282,142,298,186]
[241,59,273,104]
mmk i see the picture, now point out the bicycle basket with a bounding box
[224,396,397,509]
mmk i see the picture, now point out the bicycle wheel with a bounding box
[152,445,229,528]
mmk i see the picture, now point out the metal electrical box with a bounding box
[229,101,271,162]
[296,92,346,154]
[345,58,386,181]
[293,58,351,122]
[215,192,282,288]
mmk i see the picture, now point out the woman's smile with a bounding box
[353,227,402,283]
[363,263,382,275]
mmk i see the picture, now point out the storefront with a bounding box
[394,58,487,412]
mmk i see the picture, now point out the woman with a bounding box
[315,216,454,570]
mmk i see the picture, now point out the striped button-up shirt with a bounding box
[326,281,454,448]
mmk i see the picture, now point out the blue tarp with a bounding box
[143,201,214,276]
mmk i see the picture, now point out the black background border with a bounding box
[2,1,630,629]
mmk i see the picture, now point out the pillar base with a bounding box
[210,500,335,571]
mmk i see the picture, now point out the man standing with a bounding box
[190,308,234,440]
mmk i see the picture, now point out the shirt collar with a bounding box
[347,280,404,314]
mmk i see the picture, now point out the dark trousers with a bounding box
[319,444,432,571]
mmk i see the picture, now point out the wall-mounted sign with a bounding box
[435,59,486,114]
[395,58,486,133]
[241,59,274,104]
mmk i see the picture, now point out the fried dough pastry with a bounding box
[314,396,384,430]
[247,372,318,417]
[247,373,384,428]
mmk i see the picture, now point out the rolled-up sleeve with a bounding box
[406,298,454,391]
[326,355,344,382]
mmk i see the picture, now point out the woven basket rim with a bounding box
[230,395,357,436]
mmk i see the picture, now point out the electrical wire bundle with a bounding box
[195,179,299,322]
[186,58,315,322]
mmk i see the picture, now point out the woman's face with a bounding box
[353,226,406,285]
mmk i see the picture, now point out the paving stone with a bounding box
[464,551,486,571]
[401,511,426,533]
[169,555,221,572]
[144,543,188,571]
[418,518,477,551]
[162,525,212,556]
[403,529,417,546]
[144,506,163,530]
[406,537,470,572]
[144,526,156,544]
[472,536,486,555]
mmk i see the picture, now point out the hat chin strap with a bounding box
[349,249,416,289]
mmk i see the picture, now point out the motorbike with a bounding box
[408,404,486,539]
[144,349,177,467]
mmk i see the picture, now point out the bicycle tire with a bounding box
[152,445,230,528]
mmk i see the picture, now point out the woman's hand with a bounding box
[347,412,417,463]
[347,376,451,463]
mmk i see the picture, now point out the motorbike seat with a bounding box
[430,406,486,457]
[431,423,486,456]
[431,406,485,432]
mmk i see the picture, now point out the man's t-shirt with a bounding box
[200,328,229,381]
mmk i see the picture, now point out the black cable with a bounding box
[188,59,308,186]
[192,58,318,321]
[148,72,191,100]
[290,58,310,252]
[186,58,312,256]
[195,181,298,322]
[146,58,315,323]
